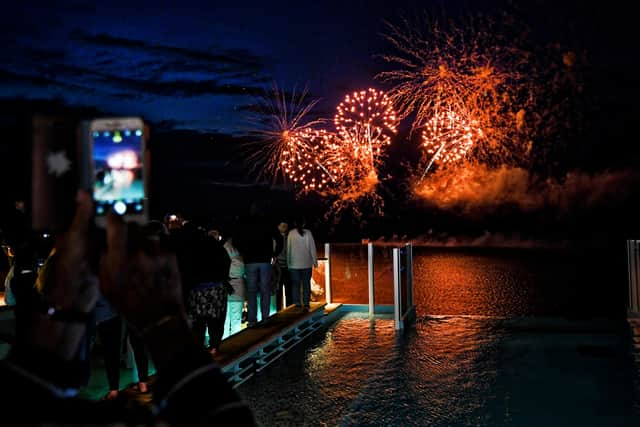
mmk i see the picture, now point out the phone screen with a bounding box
[92,127,145,216]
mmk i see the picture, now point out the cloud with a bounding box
[78,32,262,67]
[73,30,265,76]
[0,68,95,94]
[2,54,265,102]
[0,27,272,130]
[53,63,264,98]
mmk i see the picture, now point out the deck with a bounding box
[103,302,343,402]
[1,299,345,401]
[215,302,341,387]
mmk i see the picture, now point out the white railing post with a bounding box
[324,243,332,304]
[393,247,403,330]
[368,242,375,318]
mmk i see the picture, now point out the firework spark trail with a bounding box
[251,87,398,196]
[314,159,334,181]
[306,89,398,218]
[247,85,398,218]
[419,109,483,181]
[377,15,535,173]
[245,83,325,187]
[327,88,398,199]
[293,128,343,192]
[334,88,398,172]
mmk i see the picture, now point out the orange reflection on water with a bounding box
[304,318,397,401]
[326,246,534,317]
[415,250,531,316]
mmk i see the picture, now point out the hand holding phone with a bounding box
[31,116,149,231]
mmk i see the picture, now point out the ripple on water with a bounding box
[240,313,640,426]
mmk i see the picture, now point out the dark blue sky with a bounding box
[1,0,631,134]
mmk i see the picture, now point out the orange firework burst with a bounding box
[334,88,398,172]
[247,86,398,217]
[377,15,535,168]
[313,88,398,216]
[283,128,345,193]
[245,83,324,185]
[278,129,320,191]
[419,109,483,180]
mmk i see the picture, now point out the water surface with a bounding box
[240,247,638,426]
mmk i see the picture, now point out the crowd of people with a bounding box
[0,194,318,425]
[164,211,318,354]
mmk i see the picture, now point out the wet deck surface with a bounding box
[83,302,331,405]
[1,299,341,417]
[214,302,326,367]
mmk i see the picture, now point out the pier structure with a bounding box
[0,242,416,395]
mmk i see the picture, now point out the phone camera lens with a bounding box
[113,201,127,215]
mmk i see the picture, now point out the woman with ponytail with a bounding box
[286,218,317,311]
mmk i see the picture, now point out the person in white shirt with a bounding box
[286,218,317,311]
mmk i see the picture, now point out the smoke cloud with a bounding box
[414,164,639,218]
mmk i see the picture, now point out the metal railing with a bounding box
[392,244,416,330]
[320,242,415,331]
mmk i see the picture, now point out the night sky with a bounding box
[2,0,635,133]
[1,0,639,238]
[4,0,413,133]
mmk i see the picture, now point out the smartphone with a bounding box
[31,115,88,232]
[88,117,148,226]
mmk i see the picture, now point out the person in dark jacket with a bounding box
[233,216,283,326]
[94,294,151,399]
[172,221,231,354]
[274,221,291,311]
